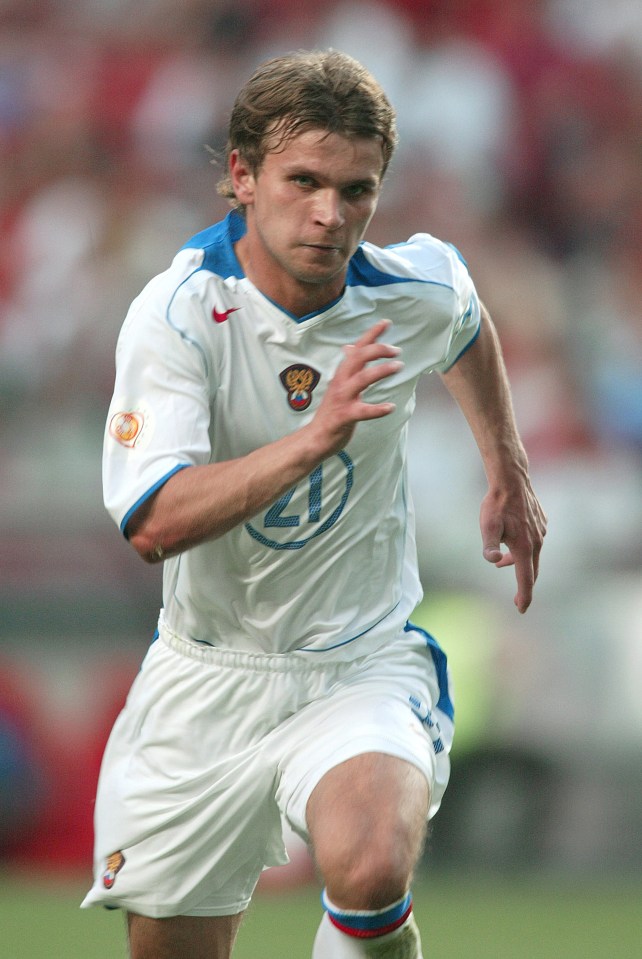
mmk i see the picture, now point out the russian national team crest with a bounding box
[102,851,126,889]
[279,364,320,411]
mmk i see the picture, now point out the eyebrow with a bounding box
[288,167,381,188]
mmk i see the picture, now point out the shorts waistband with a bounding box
[158,617,345,673]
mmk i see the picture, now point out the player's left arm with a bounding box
[440,302,547,613]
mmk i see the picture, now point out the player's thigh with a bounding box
[277,625,452,843]
[306,751,429,905]
[127,911,244,959]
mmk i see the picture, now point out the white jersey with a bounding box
[103,211,480,657]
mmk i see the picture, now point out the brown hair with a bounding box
[216,49,398,208]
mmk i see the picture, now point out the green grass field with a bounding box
[2,871,640,959]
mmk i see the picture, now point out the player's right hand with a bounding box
[310,319,403,455]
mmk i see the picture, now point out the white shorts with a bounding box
[81,621,454,918]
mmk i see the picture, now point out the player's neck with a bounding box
[234,234,347,319]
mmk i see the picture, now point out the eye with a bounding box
[292,174,316,188]
[344,182,375,200]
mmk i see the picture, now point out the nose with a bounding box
[314,189,344,230]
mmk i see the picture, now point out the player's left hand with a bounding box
[480,476,547,613]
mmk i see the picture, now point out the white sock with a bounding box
[311,893,424,959]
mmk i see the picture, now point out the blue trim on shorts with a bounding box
[404,621,454,722]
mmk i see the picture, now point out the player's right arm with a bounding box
[126,319,401,563]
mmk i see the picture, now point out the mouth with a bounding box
[303,242,342,254]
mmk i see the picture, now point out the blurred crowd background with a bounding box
[1,0,640,881]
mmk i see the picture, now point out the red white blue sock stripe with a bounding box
[322,890,413,939]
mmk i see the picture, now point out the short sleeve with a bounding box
[394,233,482,373]
[103,276,212,535]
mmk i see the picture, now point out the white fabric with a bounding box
[81,625,453,918]
[102,211,480,658]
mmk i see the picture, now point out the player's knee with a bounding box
[324,844,413,909]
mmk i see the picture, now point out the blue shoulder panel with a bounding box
[346,246,415,289]
[180,211,247,280]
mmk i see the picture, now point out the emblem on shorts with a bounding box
[102,851,126,889]
[109,411,144,448]
[409,696,444,754]
[279,365,321,411]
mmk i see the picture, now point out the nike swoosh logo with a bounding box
[212,306,240,323]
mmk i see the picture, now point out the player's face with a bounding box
[231,128,384,315]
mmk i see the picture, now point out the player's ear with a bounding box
[229,150,255,206]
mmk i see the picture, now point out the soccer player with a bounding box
[82,50,546,959]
